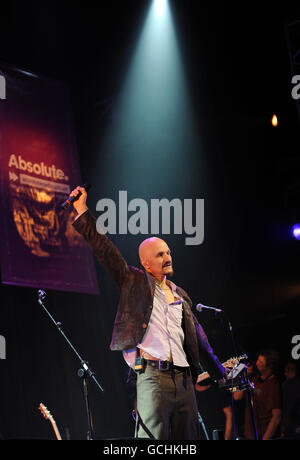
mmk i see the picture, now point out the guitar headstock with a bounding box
[223,354,248,368]
[39,403,54,422]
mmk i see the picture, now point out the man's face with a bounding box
[256,355,267,374]
[139,238,173,279]
[284,363,296,380]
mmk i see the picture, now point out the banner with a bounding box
[0,63,99,294]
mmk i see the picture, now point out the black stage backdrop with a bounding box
[1,1,300,440]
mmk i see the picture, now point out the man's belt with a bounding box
[144,359,189,372]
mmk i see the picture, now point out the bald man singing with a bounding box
[71,186,226,440]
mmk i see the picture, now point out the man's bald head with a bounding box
[139,237,173,279]
[139,237,165,263]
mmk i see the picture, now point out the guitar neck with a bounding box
[50,419,62,440]
[39,403,62,440]
[197,355,245,383]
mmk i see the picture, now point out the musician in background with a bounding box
[234,349,281,440]
[195,381,233,440]
[281,360,300,438]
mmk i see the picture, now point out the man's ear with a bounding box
[140,257,149,270]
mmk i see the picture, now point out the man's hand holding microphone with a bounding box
[61,184,90,215]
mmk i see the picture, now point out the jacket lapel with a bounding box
[145,271,156,299]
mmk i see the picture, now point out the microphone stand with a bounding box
[197,411,210,440]
[223,312,258,440]
[37,290,104,440]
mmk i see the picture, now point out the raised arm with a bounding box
[70,186,130,289]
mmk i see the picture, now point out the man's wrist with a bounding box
[74,207,89,220]
[75,205,88,215]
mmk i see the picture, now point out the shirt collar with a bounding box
[145,271,181,300]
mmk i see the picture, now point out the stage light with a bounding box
[94,0,201,203]
[292,224,300,240]
[155,0,167,17]
[271,114,278,127]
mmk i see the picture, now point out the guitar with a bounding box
[197,354,248,384]
[38,403,62,440]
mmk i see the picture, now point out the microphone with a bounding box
[195,303,223,313]
[38,289,46,300]
[60,183,91,209]
[38,290,47,306]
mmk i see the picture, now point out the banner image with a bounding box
[0,63,99,294]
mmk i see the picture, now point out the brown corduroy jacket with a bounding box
[73,210,225,383]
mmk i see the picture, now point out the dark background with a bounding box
[1,0,300,440]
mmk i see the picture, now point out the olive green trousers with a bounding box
[135,363,200,440]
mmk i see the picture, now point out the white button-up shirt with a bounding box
[123,280,189,368]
